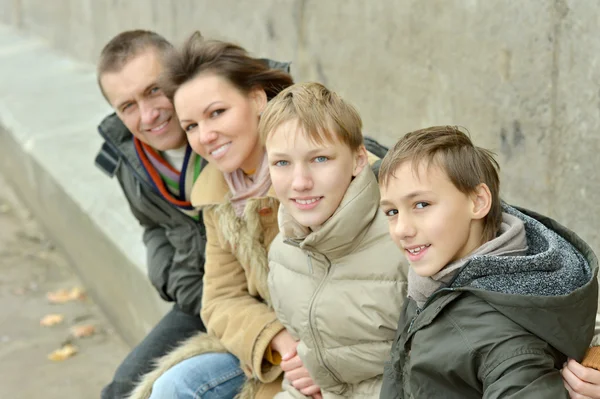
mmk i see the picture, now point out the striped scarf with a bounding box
[134,139,204,220]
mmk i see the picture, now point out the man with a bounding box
[95,30,207,399]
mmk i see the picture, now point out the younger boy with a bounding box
[378,126,599,398]
[259,82,409,398]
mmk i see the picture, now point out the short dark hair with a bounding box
[379,126,502,242]
[97,30,173,100]
[160,31,293,102]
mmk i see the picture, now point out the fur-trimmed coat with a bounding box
[128,162,284,399]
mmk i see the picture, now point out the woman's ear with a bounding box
[352,145,369,177]
[471,183,492,220]
[250,87,268,116]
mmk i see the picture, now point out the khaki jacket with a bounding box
[128,162,284,399]
[269,167,409,398]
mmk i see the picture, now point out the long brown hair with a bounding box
[161,31,293,101]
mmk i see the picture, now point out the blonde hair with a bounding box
[379,126,502,242]
[259,82,363,151]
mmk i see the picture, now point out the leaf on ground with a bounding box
[46,287,86,304]
[0,203,10,214]
[47,344,78,361]
[71,324,96,338]
[40,314,64,327]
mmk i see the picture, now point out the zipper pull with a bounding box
[407,308,421,334]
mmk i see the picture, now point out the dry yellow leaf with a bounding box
[71,324,96,338]
[46,287,86,304]
[68,287,86,301]
[40,314,64,327]
[47,344,78,361]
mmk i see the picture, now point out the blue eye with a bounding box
[274,160,289,167]
[150,87,160,94]
[314,156,328,163]
[415,202,429,209]
[184,123,198,132]
[384,209,398,217]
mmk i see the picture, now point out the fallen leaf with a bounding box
[47,344,78,361]
[40,314,64,327]
[68,287,86,301]
[71,324,96,338]
[47,287,86,304]
[0,203,10,213]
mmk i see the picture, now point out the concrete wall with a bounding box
[1,0,598,254]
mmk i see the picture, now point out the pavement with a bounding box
[0,172,129,399]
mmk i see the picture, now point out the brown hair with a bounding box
[258,82,364,151]
[97,30,172,100]
[160,31,293,102]
[379,126,501,241]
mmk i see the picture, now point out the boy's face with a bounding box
[379,160,484,277]
[266,119,367,230]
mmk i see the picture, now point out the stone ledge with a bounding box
[0,24,168,347]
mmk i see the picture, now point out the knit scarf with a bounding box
[408,212,529,308]
[223,152,272,217]
[134,138,204,220]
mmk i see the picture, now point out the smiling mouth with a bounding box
[406,244,431,255]
[149,118,171,133]
[294,197,322,205]
[210,142,231,157]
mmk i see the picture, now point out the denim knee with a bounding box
[150,353,245,399]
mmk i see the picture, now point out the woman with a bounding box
[127,32,308,399]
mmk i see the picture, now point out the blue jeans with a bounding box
[150,353,245,399]
[101,305,206,399]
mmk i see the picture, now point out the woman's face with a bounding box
[174,72,267,173]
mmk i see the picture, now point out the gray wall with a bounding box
[2,0,598,255]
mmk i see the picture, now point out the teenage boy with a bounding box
[378,126,599,398]
[260,82,409,398]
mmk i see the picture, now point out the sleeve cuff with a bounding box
[251,319,285,383]
[582,347,600,371]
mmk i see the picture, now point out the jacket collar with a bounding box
[279,165,380,260]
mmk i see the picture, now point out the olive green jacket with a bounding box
[381,205,598,399]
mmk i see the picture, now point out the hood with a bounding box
[279,165,380,259]
[451,204,598,359]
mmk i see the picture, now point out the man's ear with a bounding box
[249,87,268,116]
[471,183,492,220]
[352,145,369,177]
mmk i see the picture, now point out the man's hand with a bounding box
[562,358,600,398]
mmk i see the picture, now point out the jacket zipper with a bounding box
[306,252,344,385]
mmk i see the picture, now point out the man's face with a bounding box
[100,49,186,151]
[266,119,367,230]
[379,161,482,277]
